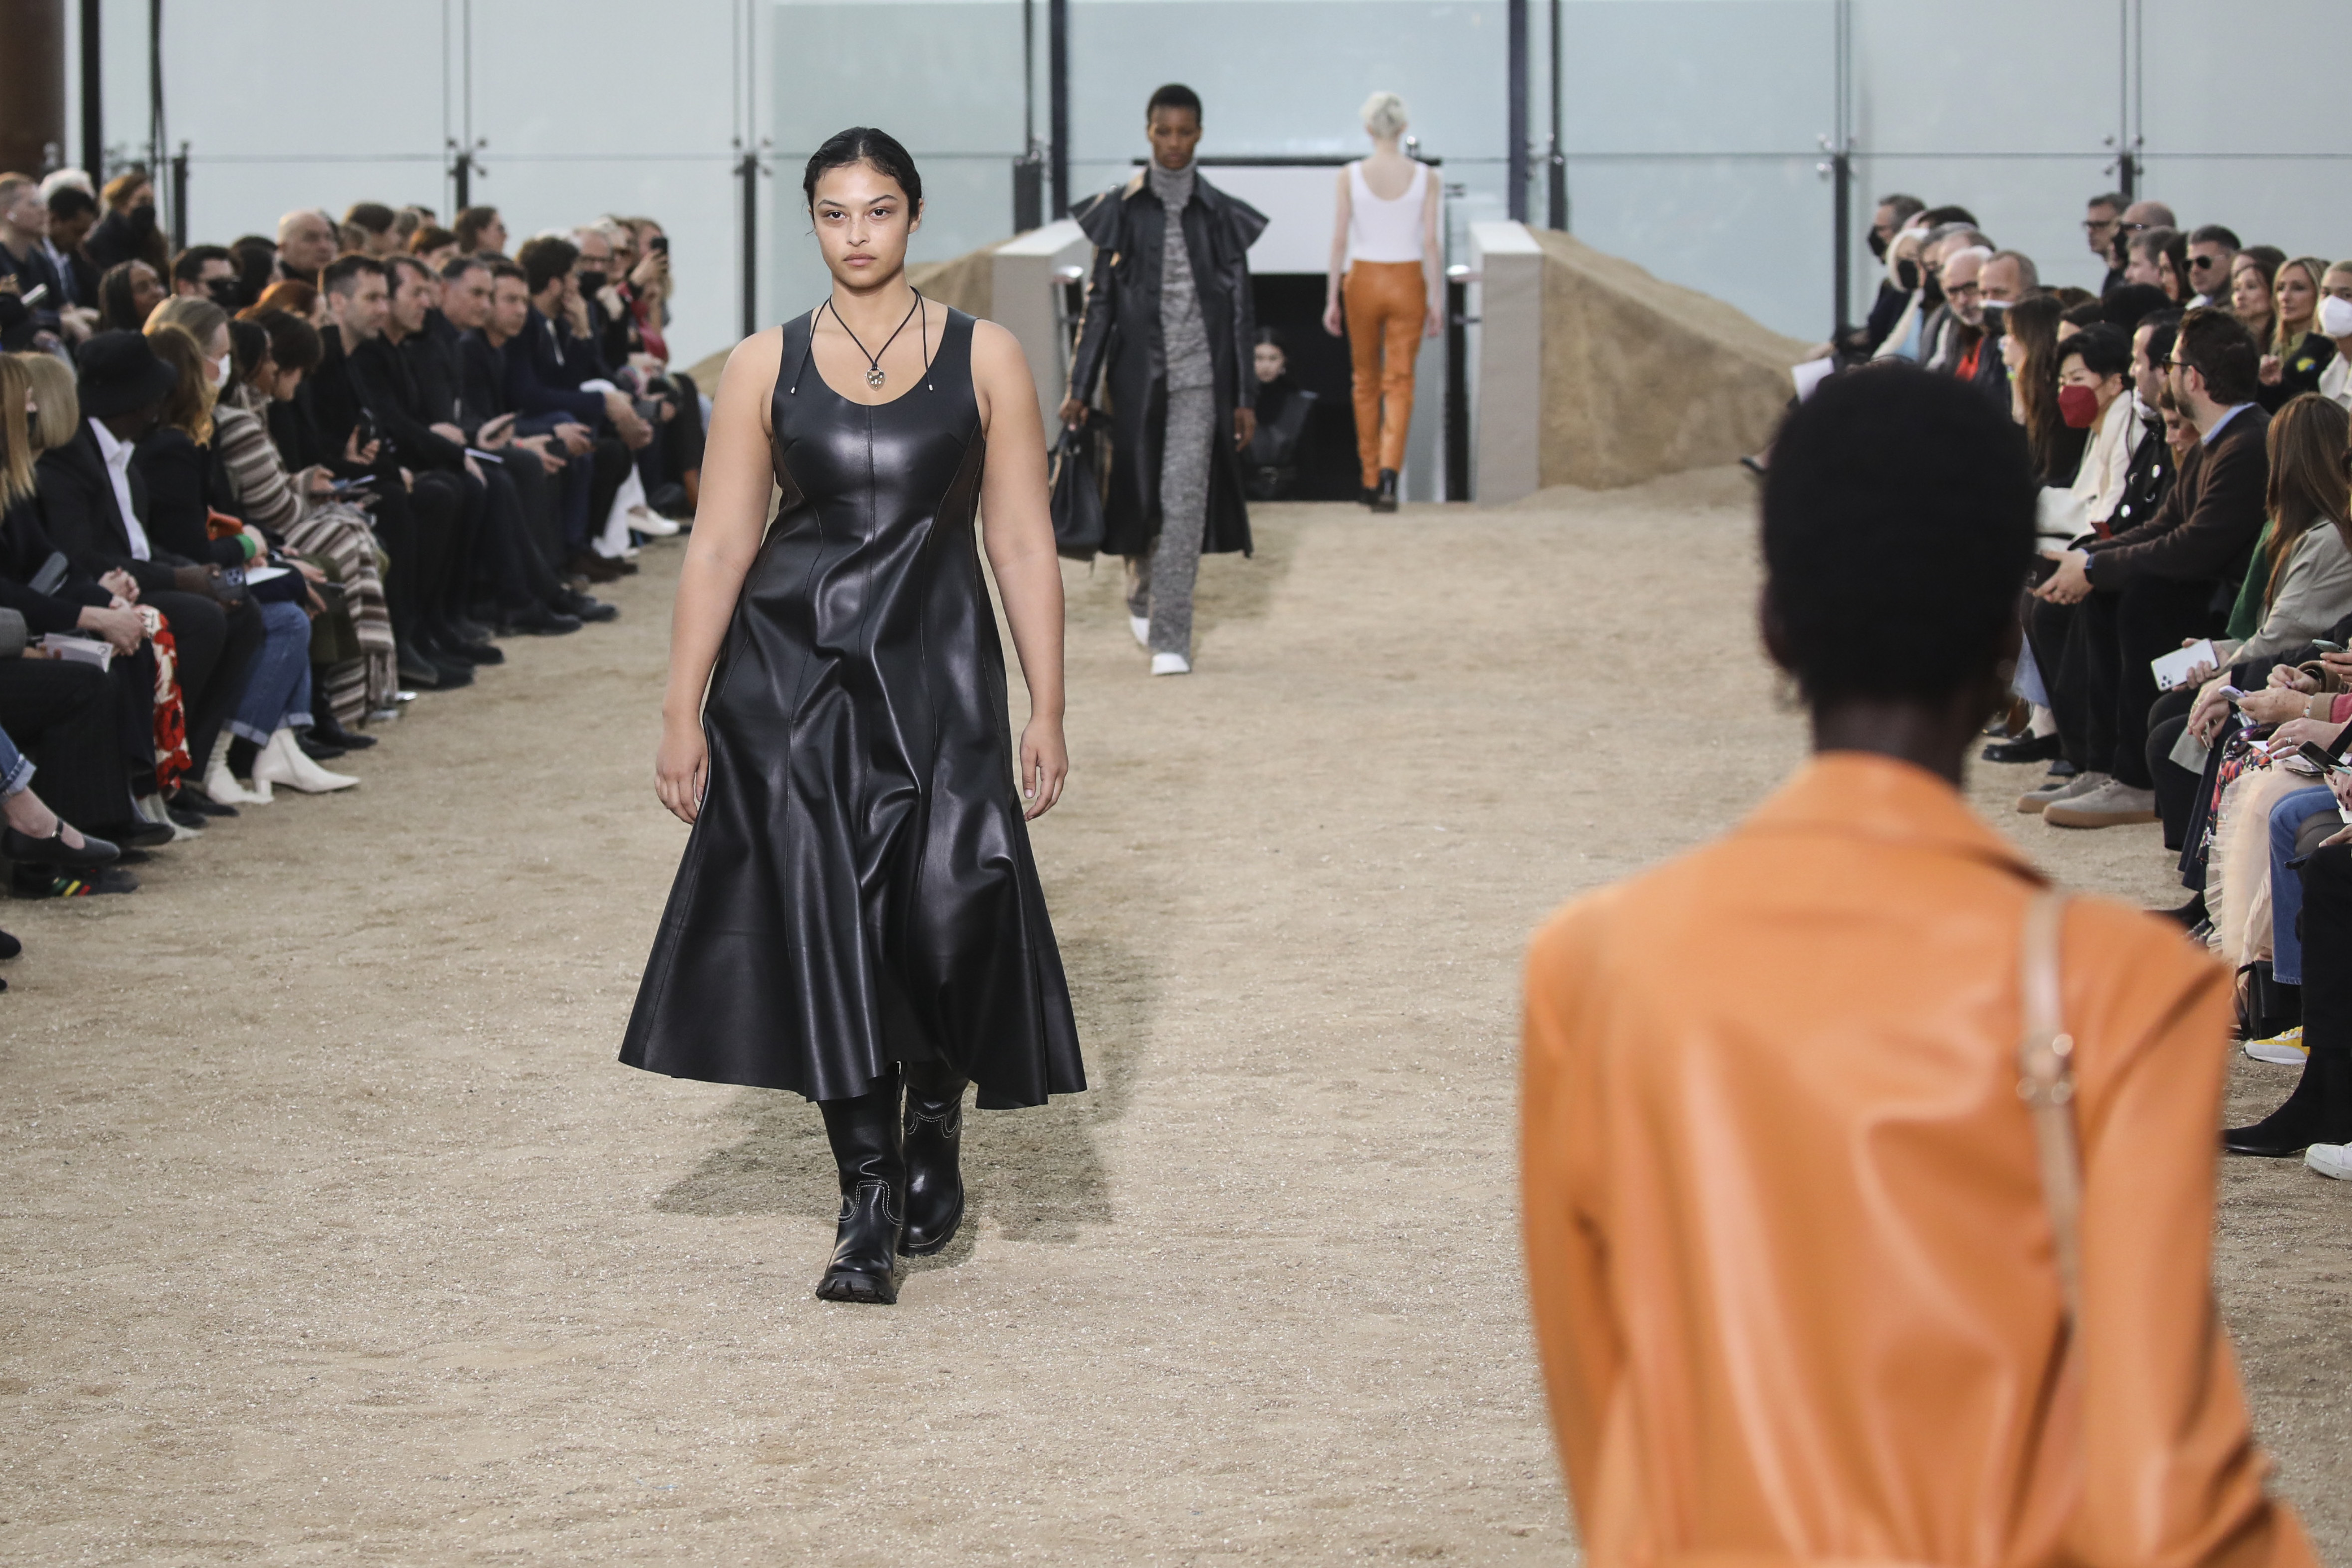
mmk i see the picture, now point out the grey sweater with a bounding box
[1150,162,1215,392]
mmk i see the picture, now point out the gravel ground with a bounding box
[0,467,2341,1564]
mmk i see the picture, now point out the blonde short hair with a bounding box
[18,350,79,454]
[1361,92,1409,140]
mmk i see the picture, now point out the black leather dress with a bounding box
[621,307,1085,1108]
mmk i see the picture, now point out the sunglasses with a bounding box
[2190,255,2225,270]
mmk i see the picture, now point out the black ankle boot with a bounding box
[2224,1046,2352,1156]
[900,1061,969,1256]
[1372,468,1399,513]
[815,1067,904,1303]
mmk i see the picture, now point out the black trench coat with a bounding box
[1065,170,1267,559]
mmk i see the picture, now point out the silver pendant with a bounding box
[866,367,886,389]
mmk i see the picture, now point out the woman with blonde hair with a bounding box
[2258,255,2336,410]
[1322,90,1440,512]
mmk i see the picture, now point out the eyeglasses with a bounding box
[2082,217,2120,232]
[1946,280,1983,299]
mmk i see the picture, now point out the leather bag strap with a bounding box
[2017,890,2084,1324]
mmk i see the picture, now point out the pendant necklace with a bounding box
[827,290,925,389]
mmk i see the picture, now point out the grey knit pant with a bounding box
[1125,384,1216,656]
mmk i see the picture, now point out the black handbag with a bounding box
[1048,423,1104,562]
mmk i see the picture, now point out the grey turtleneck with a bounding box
[1149,160,1215,392]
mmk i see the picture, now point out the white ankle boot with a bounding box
[1150,651,1191,676]
[252,729,358,795]
[204,752,264,806]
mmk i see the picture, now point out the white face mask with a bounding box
[209,353,231,390]
[2320,295,2352,340]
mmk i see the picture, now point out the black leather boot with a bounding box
[815,1067,904,1303]
[900,1060,969,1256]
[2224,1046,2352,1156]
[1372,468,1399,513]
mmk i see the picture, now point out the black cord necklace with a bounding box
[826,289,925,390]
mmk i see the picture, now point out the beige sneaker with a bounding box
[2017,770,2104,815]
[2043,778,2160,828]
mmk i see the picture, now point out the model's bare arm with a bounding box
[1323,168,1352,336]
[970,319,1069,821]
[1421,170,1444,337]
[653,328,784,824]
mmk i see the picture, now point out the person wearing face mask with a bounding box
[134,304,267,570]
[86,173,165,275]
[2316,261,2352,411]
[1849,194,1923,357]
[2054,325,2138,533]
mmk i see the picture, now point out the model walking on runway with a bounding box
[622,127,1085,1306]
[1323,91,1441,514]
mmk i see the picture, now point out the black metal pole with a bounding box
[1012,0,1042,231]
[1048,0,1069,218]
[1506,0,1529,222]
[1545,0,1566,230]
[451,144,470,211]
[147,0,163,197]
[739,148,759,339]
[1831,151,1851,337]
[169,143,187,250]
[78,0,100,176]
[1444,269,1470,501]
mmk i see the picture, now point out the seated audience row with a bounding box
[1853,187,2352,1180]
[0,176,710,991]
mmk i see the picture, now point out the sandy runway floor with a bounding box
[1,469,2344,1564]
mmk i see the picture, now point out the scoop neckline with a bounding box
[802,305,946,411]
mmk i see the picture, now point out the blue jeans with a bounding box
[0,721,30,797]
[228,599,314,746]
[2269,785,2341,986]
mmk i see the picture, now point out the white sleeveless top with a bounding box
[1347,160,1429,264]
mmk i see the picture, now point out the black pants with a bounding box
[2304,845,2352,1055]
[2145,687,2201,849]
[501,450,565,578]
[411,469,479,635]
[0,656,127,829]
[147,587,257,777]
[476,463,562,611]
[2025,594,2090,769]
[2077,575,2225,788]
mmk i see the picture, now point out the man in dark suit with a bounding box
[2031,308,2271,827]
[34,330,260,791]
[0,174,68,350]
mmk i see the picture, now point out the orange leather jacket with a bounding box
[1522,754,2313,1568]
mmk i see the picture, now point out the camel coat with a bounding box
[1521,753,2313,1568]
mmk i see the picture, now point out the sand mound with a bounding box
[1531,230,1814,490]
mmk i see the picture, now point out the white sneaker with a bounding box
[2041,777,2159,828]
[1150,651,1191,676]
[629,506,680,538]
[252,729,358,795]
[1128,615,1150,648]
[2305,1143,2352,1180]
[2244,1026,2308,1066]
[2017,770,2104,815]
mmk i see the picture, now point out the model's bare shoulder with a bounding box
[966,316,1027,369]
[714,324,786,391]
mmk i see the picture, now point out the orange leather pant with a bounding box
[1343,261,1425,486]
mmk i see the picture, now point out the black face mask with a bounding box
[1896,259,1921,292]
[578,270,608,296]
[1868,229,1889,262]
[205,276,241,308]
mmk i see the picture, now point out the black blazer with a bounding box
[2089,405,2271,591]
[0,496,106,636]
[33,423,191,593]
[349,334,465,472]
[133,426,245,566]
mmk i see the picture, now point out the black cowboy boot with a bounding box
[900,1061,969,1256]
[2224,1045,2352,1156]
[815,1066,905,1303]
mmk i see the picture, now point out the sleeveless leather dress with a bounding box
[621,307,1085,1109]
